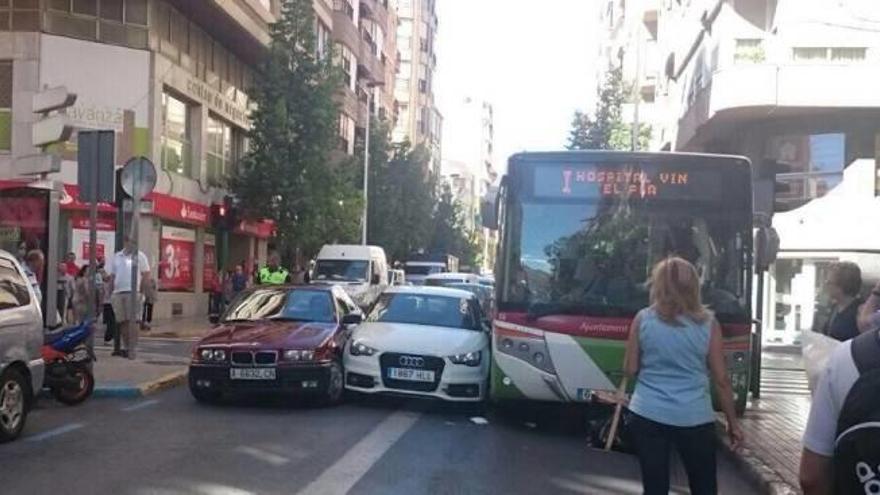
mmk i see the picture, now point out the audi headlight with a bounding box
[350,341,377,357]
[449,351,482,367]
[283,350,316,361]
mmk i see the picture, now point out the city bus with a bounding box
[484,151,754,413]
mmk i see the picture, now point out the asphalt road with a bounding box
[2,387,757,495]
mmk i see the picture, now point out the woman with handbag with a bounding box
[624,257,744,495]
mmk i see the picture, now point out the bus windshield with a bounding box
[500,161,751,322]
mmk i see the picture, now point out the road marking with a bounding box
[121,399,160,412]
[26,422,85,442]
[235,445,290,466]
[296,410,421,495]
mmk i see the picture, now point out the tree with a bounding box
[360,121,436,262]
[230,0,362,261]
[567,66,652,151]
[429,184,480,268]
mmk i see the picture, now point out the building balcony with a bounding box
[677,58,880,149]
[331,1,360,52]
[339,86,361,124]
[358,28,383,82]
[360,0,389,30]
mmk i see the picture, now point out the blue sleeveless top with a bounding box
[629,307,714,427]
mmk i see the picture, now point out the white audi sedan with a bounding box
[344,286,490,402]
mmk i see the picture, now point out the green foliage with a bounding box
[567,66,652,151]
[429,184,480,268]
[230,0,361,259]
[361,122,436,263]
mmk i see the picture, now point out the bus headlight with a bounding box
[496,333,555,374]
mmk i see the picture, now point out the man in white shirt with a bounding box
[105,237,150,359]
[800,336,862,494]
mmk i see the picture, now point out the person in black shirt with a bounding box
[821,261,863,342]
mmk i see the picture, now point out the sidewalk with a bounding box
[720,349,810,495]
[89,318,213,398]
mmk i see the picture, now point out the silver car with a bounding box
[0,249,45,442]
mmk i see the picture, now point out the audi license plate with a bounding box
[387,367,435,382]
[230,368,276,380]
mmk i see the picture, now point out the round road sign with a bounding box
[120,156,157,199]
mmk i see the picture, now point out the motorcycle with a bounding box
[41,320,96,406]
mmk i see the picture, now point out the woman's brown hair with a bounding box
[649,257,710,324]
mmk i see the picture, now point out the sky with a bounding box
[435,0,600,174]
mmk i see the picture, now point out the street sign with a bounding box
[120,157,157,199]
[33,86,77,114]
[13,153,60,175]
[77,130,115,203]
[32,114,72,148]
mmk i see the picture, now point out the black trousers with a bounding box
[142,302,154,323]
[102,303,117,341]
[630,413,717,495]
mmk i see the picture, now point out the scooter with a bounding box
[41,320,96,406]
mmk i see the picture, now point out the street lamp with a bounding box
[361,80,384,245]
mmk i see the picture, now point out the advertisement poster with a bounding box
[70,216,116,267]
[160,226,195,292]
[204,234,216,290]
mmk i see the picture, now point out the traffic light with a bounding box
[15,86,77,175]
[211,195,240,230]
[758,159,802,213]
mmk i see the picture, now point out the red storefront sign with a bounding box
[70,214,116,266]
[234,219,275,239]
[203,234,216,289]
[61,185,116,213]
[148,193,210,227]
[159,226,195,291]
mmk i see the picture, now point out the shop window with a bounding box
[161,91,194,178]
[766,133,845,205]
[0,61,10,152]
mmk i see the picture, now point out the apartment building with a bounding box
[441,95,498,273]
[392,0,441,173]
[0,0,398,320]
[599,0,880,344]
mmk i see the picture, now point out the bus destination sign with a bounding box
[533,163,721,201]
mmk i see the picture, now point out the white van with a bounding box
[312,245,388,309]
[423,272,481,287]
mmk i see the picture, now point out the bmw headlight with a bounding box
[448,351,482,367]
[283,349,316,361]
[197,348,227,363]
[350,340,377,357]
[200,349,213,361]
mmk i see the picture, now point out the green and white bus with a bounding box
[485,151,754,413]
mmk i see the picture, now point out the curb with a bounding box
[93,370,188,399]
[716,420,800,495]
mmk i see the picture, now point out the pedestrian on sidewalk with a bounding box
[105,236,151,359]
[819,261,863,342]
[141,274,157,331]
[257,252,291,285]
[624,257,743,495]
[23,249,44,306]
[230,264,248,297]
[70,265,90,323]
[858,278,880,333]
[208,269,223,316]
[100,263,116,343]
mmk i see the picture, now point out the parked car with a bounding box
[477,276,494,288]
[0,250,45,442]
[423,272,480,287]
[446,282,495,318]
[344,287,490,403]
[312,244,389,310]
[189,285,363,405]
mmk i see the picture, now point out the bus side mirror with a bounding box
[480,199,497,230]
[755,226,780,272]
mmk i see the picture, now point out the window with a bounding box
[793,47,867,63]
[0,61,10,152]
[766,133,846,204]
[224,289,335,324]
[0,256,30,308]
[0,0,40,30]
[161,92,194,178]
[72,0,97,16]
[44,0,147,46]
[99,0,122,21]
[315,20,331,59]
[734,39,765,64]
[367,293,480,331]
[206,115,246,187]
[333,0,354,21]
[338,113,355,154]
[336,43,356,90]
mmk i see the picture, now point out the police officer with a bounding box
[257,252,291,285]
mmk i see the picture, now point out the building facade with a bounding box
[599,0,880,344]
[392,0,441,173]
[440,96,498,274]
[0,0,398,320]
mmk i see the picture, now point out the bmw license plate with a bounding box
[230,368,276,380]
[387,367,435,382]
